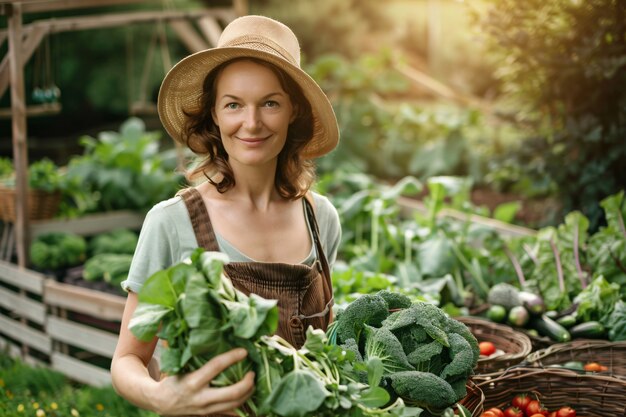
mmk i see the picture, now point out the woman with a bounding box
[111,15,341,417]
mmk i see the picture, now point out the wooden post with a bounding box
[233,0,248,16]
[427,0,441,77]
[7,2,30,268]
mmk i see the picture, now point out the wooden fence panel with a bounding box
[44,280,125,321]
[0,259,45,293]
[0,314,51,353]
[46,316,119,358]
[51,352,112,387]
[0,285,46,324]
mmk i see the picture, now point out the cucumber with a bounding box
[544,310,558,319]
[529,314,571,342]
[556,314,577,328]
[569,321,606,339]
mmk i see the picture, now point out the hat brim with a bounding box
[157,47,339,159]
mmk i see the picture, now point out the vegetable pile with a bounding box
[482,393,577,417]
[129,249,418,417]
[327,291,480,415]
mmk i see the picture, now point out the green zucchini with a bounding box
[529,314,571,342]
[569,321,606,339]
[556,314,577,328]
[544,310,558,319]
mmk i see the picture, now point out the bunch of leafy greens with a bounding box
[129,249,415,417]
[327,291,479,416]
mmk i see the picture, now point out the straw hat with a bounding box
[157,15,339,159]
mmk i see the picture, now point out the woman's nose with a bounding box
[243,107,262,130]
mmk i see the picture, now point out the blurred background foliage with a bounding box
[0,0,624,230]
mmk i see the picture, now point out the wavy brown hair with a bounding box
[181,58,316,200]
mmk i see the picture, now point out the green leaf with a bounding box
[366,357,384,387]
[159,347,182,374]
[417,234,456,278]
[182,271,214,328]
[222,293,278,339]
[138,270,177,308]
[267,370,330,417]
[358,386,390,408]
[128,303,172,341]
[188,317,228,356]
[382,176,423,200]
[302,327,327,353]
[493,201,522,223]
[197,251,230,287]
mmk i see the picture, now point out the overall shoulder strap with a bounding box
[178,187,220,251]
[303,191,334,312]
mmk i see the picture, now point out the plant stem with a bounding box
[549,238,565,293]
[371,200,382,254]
[448,238,489,298]
[503,242,526,287]
[523,243,539,266]
[572,226,587,289]
[404,229,414,264]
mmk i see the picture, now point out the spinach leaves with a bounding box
[129,249,415,417]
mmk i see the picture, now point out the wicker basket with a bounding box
[477,367,626,417]
[456,316,533,375]
[525,340,626,379]
[0,185,61,222]
[522,329,556,351]
[459,380,485,417]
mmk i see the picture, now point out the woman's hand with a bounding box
[154,348,255,416]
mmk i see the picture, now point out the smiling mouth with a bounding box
[238,136,268,143]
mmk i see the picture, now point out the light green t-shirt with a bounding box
[121,191,341,293]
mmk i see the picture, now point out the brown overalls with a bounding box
[179,188,334,417]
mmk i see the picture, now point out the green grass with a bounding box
[0,351,158,417]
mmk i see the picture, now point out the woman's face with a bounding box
[212,59,295,169]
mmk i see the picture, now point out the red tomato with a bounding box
[481,412,497,417]
[526,400,548,417]
[511,394,531,411]
[548,413,557,417]
[530,414,547,417]
[487,408,505,417]
[504,407,524,417]
[479,341,497,356]
[556,407,576,417]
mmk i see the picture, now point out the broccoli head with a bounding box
[388,370,458,411]
[334,294,389,344]
[406,339,444,372]
[363,325,414,375]
[439,333,475,380]
[384,302,450,347]
[339,338,363,362]
[377,290,412,310]
[445,318,480,365]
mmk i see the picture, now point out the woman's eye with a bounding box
[264,100,279,108]
[226,102,240,110]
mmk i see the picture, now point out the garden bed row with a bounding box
[0,210,144,387]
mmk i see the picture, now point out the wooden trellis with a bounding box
[0,0,247,267]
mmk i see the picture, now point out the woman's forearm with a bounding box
[111,352,163,413]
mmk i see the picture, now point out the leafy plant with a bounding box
[327,293,479,416]
[0,157,64,192]
[129,249,412,417]
[65,117,186,213]
[29,232,87,271]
